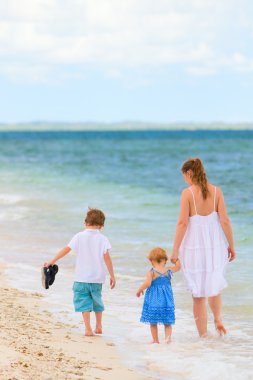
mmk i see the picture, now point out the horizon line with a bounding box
[1,120,253,125]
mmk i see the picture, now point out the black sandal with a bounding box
[41,265,59,289]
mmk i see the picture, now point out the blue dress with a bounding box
[140,268,175,325]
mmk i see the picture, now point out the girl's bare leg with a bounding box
[94,312,103,334]
[193,297,208,337]
[82,312,95,336]
[164,325,172,343]
[150,324,159,343]
[208,294,227,335]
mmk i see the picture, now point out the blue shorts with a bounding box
[72,282,104,312]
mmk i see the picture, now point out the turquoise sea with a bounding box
[1,129,253,380]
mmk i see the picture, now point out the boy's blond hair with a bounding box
[148,247,168,263]
[85,208,105,227]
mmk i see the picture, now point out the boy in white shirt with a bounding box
[44,208,116,336]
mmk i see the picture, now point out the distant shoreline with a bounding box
[0,121,253,132]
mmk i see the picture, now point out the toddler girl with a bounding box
[136,247,180,343]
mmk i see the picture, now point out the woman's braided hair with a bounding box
[181,158,210,199]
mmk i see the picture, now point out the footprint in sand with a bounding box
[96,367,112,371]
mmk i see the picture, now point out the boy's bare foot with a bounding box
[165,336,171,344]
[215,320,227,336]
[85,330,95,337]
[95,327,103,334]
[148,340,159,344]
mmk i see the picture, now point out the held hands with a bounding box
[170,250,179,264]
[228,246,236,262]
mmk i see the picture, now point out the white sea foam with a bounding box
[116,273,144,281]
[0,193,24,204]
[3,254,253,380]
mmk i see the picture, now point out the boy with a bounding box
[44,208,115,336]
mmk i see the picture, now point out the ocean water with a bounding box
[1,129,253,380]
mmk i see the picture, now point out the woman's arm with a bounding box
[217,188,236,262]
[171,190,190,263]
[44,246,71,267]
[136,271,153,297]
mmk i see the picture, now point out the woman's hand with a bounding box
[228,246,236,262]
[170,250,179,264]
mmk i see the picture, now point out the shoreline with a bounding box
[0,265,145,380]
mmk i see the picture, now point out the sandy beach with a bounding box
[0,266,145,380]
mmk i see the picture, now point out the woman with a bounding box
[171,158,235,337]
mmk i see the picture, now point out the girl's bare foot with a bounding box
[95,327,103,334]
[215,320,227,336]
[85,330,95,337]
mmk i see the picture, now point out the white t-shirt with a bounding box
[68,229,111,283]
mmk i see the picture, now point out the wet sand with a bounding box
[0,266,144,380]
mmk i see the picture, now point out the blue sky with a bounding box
[0,0,253,123]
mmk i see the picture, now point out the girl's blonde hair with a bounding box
[181,157,210,200]
[148,247,168,263]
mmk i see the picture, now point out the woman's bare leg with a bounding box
[193,297,208,337]
[150,324,159,343]
[208,294,227,335]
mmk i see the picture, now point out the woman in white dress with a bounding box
[171,158,236,337]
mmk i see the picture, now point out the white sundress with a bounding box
[180,186,229,298]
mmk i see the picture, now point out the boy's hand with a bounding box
[43,247,70,269]
[110,276,116,289]
[136,290,144,297]
[44,260,54,268]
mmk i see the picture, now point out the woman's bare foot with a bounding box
[95,326,103,334]
[215,320,227,336]
[85,330,95,337]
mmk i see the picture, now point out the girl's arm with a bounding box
[136,271,153,297]
[104,251,116,289]
[171,190,190,263]
[44,246,71,267]
[217,188,236,262]
[169,259,181,273]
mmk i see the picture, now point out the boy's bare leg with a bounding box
[150,324,159,343]
[208,294,227,335]
[94,312,103,334]
[164,324,172,343]
[193,297,208,337]
[82,312,95,336]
